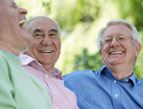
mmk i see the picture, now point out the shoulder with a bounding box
[0,51,7,60]
[0,50,17,64]
[64,66,106,81]
[0,51,10,66]
[64,69,101,78]
[63,69,100,85]
[64,70,93,79]
[136,78,143,87]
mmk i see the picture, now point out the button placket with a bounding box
[112,80,121,108]
[113,80,116,83]
[43,73,54,102]
[114,94,118,98]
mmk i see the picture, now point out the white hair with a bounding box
[97,19,141,50]
[24,16,61,37]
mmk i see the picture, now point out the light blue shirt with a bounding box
[64,66,143,109]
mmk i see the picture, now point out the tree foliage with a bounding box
[113,0,143,31]
[74,48,103,71]
[16,0,143,79]
[112,0,143,78]
[51,0,101,32]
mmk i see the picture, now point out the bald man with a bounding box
[0,0,52,109]
[20,16,78,109]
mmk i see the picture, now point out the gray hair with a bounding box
[24,16,61,37]
[97,19,141,50]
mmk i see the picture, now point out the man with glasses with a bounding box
[64,19,143,108]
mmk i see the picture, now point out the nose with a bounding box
[110,38,120,47]
[18,7,27,21]
[19,7,27,15]
[41,37,53,46]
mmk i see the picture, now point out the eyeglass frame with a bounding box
[100,34,133,47]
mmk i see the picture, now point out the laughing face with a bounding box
[100,24,140,68]
[0,0,31,54]
[25,17,61,72]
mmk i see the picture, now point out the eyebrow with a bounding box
[49,29,58,33]
[106,34,125,37]
[11,2,17,7]
[31,28,58,35]
[32,28,43,35]
[12,2,16,6]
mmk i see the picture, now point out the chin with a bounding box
[109,61,123,65]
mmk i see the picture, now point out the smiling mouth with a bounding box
[19,20,26,28]
[110,51,123,55]
[39,50,54,53]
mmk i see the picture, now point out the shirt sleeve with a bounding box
[0,58,18,109]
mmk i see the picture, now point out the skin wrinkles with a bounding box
[0,0,31,55]
[25,17,61,73]
[100,24,140,80]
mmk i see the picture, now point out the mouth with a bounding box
[19,20,26,28]
[109,51,123,55]
[39,50,54,54]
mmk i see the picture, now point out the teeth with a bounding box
[39,50,53,53]
[19,20,26,27]
[46,51,52,53]
[111,51,122,55]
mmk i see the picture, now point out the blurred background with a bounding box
[16,0,143,78]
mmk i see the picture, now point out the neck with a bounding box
[43,64,54,74]
[0,41,20,56]
[25,51,55,74]
[109,65,133,80]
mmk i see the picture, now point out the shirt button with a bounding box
[114,94,118,98]
[113,80,116,83]
[126,79,128,82]
[45,74,49,78]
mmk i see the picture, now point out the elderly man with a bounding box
[0,0,52,109]
[20,16,78,109]
[64,19,143,109]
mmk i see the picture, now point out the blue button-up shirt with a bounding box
[64,66,143,109]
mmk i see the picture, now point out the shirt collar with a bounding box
[52,67,63,80]
[20,54,63,80]
[99,65,136,86]
[128,73,136,86]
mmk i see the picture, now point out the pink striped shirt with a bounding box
[20,54,78,109]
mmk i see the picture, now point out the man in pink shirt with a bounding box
[20,16,78,109]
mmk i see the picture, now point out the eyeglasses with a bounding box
[100,34,133,46]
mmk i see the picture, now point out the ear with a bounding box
[22,48,26,54]
[99,49,102,56]
[135,43,141,58]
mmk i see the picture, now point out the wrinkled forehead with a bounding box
[27,18,57,29]
[102,24,132,38]
[26,18,58,33]
[0,0,14,5]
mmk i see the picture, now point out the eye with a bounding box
[49,33,58,38]
[33,33,44,38]
[117,37,126,41]
[10,2,18,9]
[104,38,112,43]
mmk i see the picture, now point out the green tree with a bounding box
[74,48,103,71]
[16,0,143,78]
[113,0,143,78]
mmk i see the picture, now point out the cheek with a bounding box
[54,40,61,49]
[31,40,41,47]
[100,49,106,59]
[125,43,134,54]
[101,45,109,56]
[58,43,61,50]
[29,44,37,51]
[28,41,40,53]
